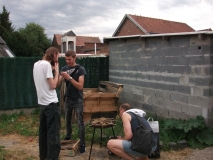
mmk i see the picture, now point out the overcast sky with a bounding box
[0,0,212,42]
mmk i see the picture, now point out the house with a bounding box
[0,36,15,57]
[52,30,109,55]
[113,14,195,36]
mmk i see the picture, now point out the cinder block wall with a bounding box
[108,34,213,127]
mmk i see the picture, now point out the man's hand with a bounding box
[52,61,58,69]
[60,72,70,80]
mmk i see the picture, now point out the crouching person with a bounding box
[107,103,157,160]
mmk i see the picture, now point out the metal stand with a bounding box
[88,125,115,160]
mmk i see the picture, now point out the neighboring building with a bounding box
[52,30,109,55]
[104,30,213,127]
[113,14,195,36]
[0,37,15,57]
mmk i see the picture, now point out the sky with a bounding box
[0,0,213,42]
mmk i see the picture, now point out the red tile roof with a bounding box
[53,34,100,46]
[113,14,195,36]
[76,36,101,46]
[54,34,62,46]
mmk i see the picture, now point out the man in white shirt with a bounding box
[33,47,61,160]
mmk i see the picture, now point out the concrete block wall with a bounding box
[108,34,213,127]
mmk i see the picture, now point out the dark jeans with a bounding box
[39,103,61,160]
[64,98,85,145]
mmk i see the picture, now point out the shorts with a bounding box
[122,140,157,157]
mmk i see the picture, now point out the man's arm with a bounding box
[60,71,85,90]
[57,75,63,88]
[121,113,133,140]
[47,62,59,90]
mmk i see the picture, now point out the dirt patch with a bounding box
[0,134,212,160]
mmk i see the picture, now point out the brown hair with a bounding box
[65,50,76,58]
[120,103,132,111]
[43,47,59,61]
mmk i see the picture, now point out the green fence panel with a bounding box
[0,56,109,110]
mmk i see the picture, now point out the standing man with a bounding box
[33,47,61,160]
[58,50,86,153]
[107,103,157,160]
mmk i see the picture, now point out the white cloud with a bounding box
[0,0,212,41]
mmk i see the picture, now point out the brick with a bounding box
[203,88,213,97]
[143,88,156,97]
[135,65,146,72]
[155,90,171,100]
[181,103,188,113]
[146,82,173,91]
[143,95,152,104]
[141,103,153,112]
[149,75,164,81]
[169,110,188,120]
[204,66,213,76]
[133,100,143,109]
[188,96,209,108]
[173,85,191,94]
[191,86,204,96]
[189,77,212,86]
[163,76,179,83]
[135,80,146,87]
[170,36,190,47]
[188,104,202,116]
[188,56,210,65]
[137,73,149,80]
[155,57,168,65]
[173,66,190,74]
[129,43,142,51]
[171,92,188,103]
[159,66,173,73]
[151,97,165,107]
[145,66,159,72]
[183,46,204,56]
[167,57,188,65]
[190,66,202,75]
[146,48,164,57]
[179,75,189,85]
[154,106,169,118]
[165,100,182,112]
[165,47,184,56]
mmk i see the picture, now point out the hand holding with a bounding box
[60,72,70,80]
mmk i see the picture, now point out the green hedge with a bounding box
[0,56,109,110]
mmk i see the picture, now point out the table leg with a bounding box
[111,126,115,137]
[89,127,96,160]
[100,127,102,147]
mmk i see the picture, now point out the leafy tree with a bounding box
[12,23,51,57]
[0,5,14,41]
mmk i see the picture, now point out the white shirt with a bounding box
[33,60,58,105]
[124,109,146,117]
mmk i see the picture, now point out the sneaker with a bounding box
[64,136,71,140]
[80,144,85,153]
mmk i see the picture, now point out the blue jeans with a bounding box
[39,103,61,160]
[64,98,85,145]
[122,140,157,157]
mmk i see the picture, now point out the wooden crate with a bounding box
[59,81,123,122]
[83,81,123,122]
[60,139,80,157]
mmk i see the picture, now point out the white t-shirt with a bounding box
[33,60,58,105]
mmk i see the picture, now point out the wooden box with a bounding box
[60,139,80,157]
[60,81,123,122]
[83,81,123,122]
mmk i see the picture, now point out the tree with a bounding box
[12,23,51,57]
[0,5,14,41]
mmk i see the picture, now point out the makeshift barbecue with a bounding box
[90,117,116,127]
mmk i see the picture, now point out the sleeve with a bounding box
[79,66,87,76]
[45,63,53,78]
